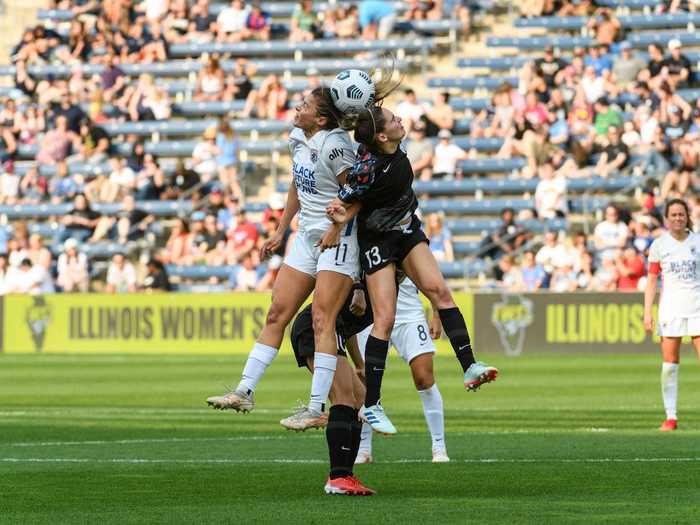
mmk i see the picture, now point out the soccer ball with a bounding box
[330,69,375,113]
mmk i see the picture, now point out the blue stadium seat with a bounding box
[453,240,481,255]
[456,57,528,70]
[421,198,532,214]
[595,0,662,7]
[451,136,504,151]
[427,77,518,90]
[448,98,490,112]
[486,35,593,50]
[0,57,407,79]
[415,175,634,195]
[627,32,700,48]
[168,38,435,59]
[102,119,290,137]
[166,265,238,280]
[444,218,567,234]
[515,13,700,30]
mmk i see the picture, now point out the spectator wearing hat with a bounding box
[432,129,468,179]
[0,160,20,204]
[57,238,89,292]
[406,122,434,182]
[192,126,221,184]
[105,253,137,293]
[481,207,529,260]
[612,42,646,89]
[535,46,568,89]
[662,38,692,89]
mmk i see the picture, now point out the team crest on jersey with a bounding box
[691,246,697,256]
[310,149,319,163]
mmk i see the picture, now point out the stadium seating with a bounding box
[515,13,700,30]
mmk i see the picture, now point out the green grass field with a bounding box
[1,352,700,524]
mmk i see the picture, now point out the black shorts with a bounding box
[290,305,346,369]
[358,214,428,275]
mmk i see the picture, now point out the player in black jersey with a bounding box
[290,283,375,495]
[320,105,499,434]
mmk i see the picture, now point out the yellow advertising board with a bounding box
[1,291,475,355]
[3,293,272,354]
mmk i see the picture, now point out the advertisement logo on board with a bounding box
[491,294,533,356]
[25,296,52,352]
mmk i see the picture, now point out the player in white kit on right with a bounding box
[354,276,450,462]
[644,198,700,432]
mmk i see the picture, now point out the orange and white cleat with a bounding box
[324,476,375,496]
[659,418,678,432]
[464,362,499,392]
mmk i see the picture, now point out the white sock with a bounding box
[359,423,373,454]
[237,343,278,394]
[661,362,679,420]
[418,384,446,450]
[309,352,337,412]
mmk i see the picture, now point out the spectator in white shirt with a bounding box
[395,88,425,132]
[57,238,89,292]
[534,161,568,219]
[432,129,468,179]
[216,0,251,42]
[5,258,55,294]
[0,160,20,204]
[106,253,137,293]
[235,253,258,291]
[593,204,628,261]
[0,253,9,294]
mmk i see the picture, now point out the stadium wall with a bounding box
[0,293,661,355]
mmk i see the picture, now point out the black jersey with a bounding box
[338,144,418,233]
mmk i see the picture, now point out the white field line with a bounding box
[0,429,622,448]
[2,457,700,465]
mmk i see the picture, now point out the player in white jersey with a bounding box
[644,199,700,432]
[207,87,360,431]
[353,277,450,462]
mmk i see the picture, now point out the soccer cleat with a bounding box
[324,476,375,496]
[360,403,397,435]
[464,361,499,391]
[206,389,254,412]
[659,418,678,432]
[280,402,327,431]
[432,449,450,463]
[354,450,373,464]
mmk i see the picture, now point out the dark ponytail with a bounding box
[310,87,341,130]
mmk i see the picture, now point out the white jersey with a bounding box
[395,278,427,325]
[289,127,356,240]
[649,232,700,321]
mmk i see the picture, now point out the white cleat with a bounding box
[354,450,373,464]
[280,402,328,431]
[432,449,450,463]
[360,403,397,435]
[206,389,254,412]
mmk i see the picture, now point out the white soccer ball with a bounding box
[330,69,376,113]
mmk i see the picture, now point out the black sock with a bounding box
[364,335,389,407]
[326,404,355,480]
[349,408,362,463]
[438,307,475,372]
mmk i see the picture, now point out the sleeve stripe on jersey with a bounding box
[648,261,661,274]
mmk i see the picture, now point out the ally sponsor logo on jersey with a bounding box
[293,161,318,194]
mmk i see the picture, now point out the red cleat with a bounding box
[659,419,678,432]
[324,476,375,496]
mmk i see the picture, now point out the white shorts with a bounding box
[356,321,436,364]
[657,316,700,337]
[284,229,359,280]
